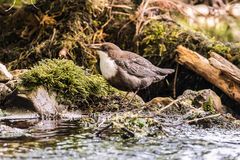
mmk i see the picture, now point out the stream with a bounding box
[0,119,240,160]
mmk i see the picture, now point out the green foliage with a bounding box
[211,43,231,55]
[140,20,240,68]
[129,118,147,129]
[140,20,195,66]
[20,59,117,105]
[0,0,36,6]
[141,21,177,57]
[203,97,216,114]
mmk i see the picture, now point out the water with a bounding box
[0,119,240,160]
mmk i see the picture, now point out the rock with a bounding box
[0,83,12,103]
[0,63,13,82]
[61,110,83,120]
[0,124,28,139]
[147,97,173,106]
[181,89,226,114]
[0,109,5,117]
[0,107,39,121]
[26,86,67,117]
[5,79,19,90]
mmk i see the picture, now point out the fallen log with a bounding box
[176,45,240,104]
[209,52,240,84]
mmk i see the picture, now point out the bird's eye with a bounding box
[102,45,108,51]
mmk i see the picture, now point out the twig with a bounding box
[112,11,131,16]
[173,63,179,98]
[157,97,182,113]
[50,28,56,43]
[112,4,132,10]
[92,0,114,43]
[101,15,113,29]
[117,20,132,38]
[186,113,221,124]
[115,122,135,137]
[142,97,183,118]
[5,0,16,12]
[30,0,39,10]
[95,122,113,136]
[121,127,135,137]
[108,0,115,17]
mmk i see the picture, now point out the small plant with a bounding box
[203,97,216,114]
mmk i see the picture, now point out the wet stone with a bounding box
[26,86,67,117]
[180,89,225,113]
[0,83,12,103]
[5,79,19,90]
[0,124,28,139]
[147,97,173,106]
[0,109,4,117]
[0,63,13,82]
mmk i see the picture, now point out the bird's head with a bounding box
[88,42,121,59]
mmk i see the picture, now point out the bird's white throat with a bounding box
[97,50,118,79]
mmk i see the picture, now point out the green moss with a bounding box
[20,59,118,105]
[203,97,216,114]
[141,21,170,57]
[140,20,191,65]
[210,43,231,56]
[136,20,240,70]
[129,118,147,129]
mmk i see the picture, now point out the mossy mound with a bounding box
[139,20,240,68]
[20,59,119,106]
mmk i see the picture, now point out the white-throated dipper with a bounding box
[89,42,175,103]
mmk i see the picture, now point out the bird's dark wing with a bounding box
[115,58,158,78]
[123,51,175,75]
[133,58,175,75]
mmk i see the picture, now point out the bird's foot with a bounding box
[124,90,139,107]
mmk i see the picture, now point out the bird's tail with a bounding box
[153,68,175,82]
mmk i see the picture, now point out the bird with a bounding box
[88,42,175,104]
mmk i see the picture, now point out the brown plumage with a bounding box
[89,42,174,93]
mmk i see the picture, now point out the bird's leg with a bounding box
[126,89,139,107]
[120,92,129,104]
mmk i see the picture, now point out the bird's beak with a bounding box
[88,43,102,50]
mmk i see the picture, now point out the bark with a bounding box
[209,52,240,84]
[176,45,240,104]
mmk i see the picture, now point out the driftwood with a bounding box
[176,45,240,104]
[209,52,240,84]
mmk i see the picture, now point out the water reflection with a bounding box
[0,119,240,159]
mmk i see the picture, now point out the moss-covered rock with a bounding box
[139,20,240,68]
[20,59,119,106]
